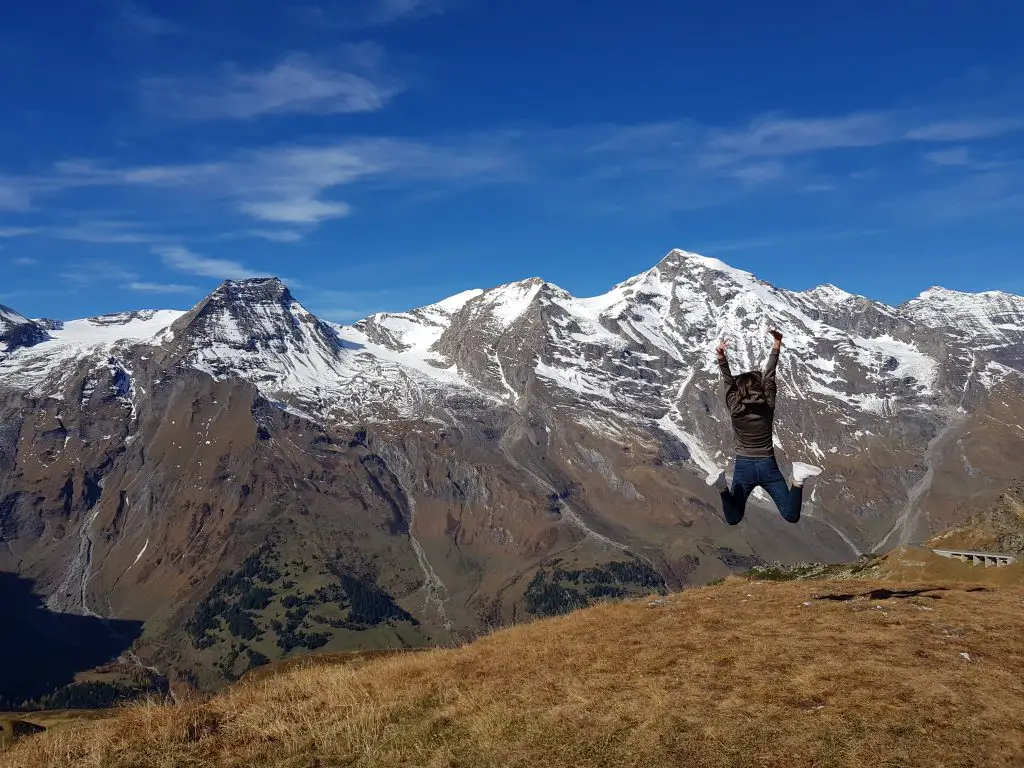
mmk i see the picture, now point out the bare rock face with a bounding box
[0,306,49,353]
[1,249,1023,694]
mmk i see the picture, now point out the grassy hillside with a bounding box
[743,549,1024,587]
[3,577,1023,768]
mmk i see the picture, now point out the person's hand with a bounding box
[715,339,731,355]
[769,327,783,345]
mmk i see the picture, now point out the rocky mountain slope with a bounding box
[0,307,48,354]
[1,249,1022,692]
[927,479,1024,555]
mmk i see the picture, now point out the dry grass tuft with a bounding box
[4,579,1024,767]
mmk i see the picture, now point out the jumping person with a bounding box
[706,328,823,525]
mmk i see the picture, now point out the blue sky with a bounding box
[1,0,1023,321]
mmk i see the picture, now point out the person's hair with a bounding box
[736,371,764,401]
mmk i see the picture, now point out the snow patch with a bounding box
[128,539,149,570]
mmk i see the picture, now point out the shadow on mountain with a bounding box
[814,587,948,602]
[0,571,142,708]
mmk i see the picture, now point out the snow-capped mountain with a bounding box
[3,250,1022,535]
[1,249,1022,692]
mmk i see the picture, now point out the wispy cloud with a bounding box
[924,146,975,167]
[298,0,452,29]
[0,183,33,212]
[26,136,513,228]
[723,160,788,184]
[124,280,196,293]
[240,229,307,243]
[156,245,272,280]
[10,256,37,266]
[904,117,1024,141]
[50,221,168,244]
[141,47,401,120]
[7,101,1024,233]
[923,145,1012,171]
[701,108,1024,170]
[698,229,887,253]
[58,260,137,286]
[704,112,895,163]
[117,2,180,36]
[240,198,351,224]
[367,0,450,25]
[0,227,37,237]
[883,170,1024,223]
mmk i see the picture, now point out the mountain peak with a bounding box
[914,286,958,301]
[210,277,292,303]
[914,285,1021,303]
[653,249,759,286]
[172,276,337,353]
[803,283,858,303]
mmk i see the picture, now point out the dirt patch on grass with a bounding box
[3,579,1023,767]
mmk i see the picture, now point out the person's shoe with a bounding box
[705,469,729,493]
[791,462,823,487]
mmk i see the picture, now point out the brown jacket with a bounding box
[717,349,779,458]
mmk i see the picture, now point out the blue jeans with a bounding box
[721,455,802,525]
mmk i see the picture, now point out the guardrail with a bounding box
[930,548,1017,568]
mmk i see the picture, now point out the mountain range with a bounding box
[1,248,1022,692]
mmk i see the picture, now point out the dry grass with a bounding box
[4,579,1024,768]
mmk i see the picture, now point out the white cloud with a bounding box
[368,0,449,25]
[0,227,36,237]
[141,49,401,120]
[9,99,1023,233]
[905,117,1024,142]
[703,109,1024,167]
[299,0,451,29]
[243,229,307,243]
[698,229,887,253]
[39,137,513,225]
[59,260,137,285]
[883,170,1024,223]
[52,222,167,244]
[118,2,180,35]
[125,281,196,293]
[923,146,1011,171]
[241,198,352,223]
[0,184,33,212]
[724,160,788,184]
[11,256,37,266]
[704,112,896,162]
[156,245,271,280]
[924,147,974,166]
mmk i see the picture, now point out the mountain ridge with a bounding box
[1,248,1022,694]
[5,249,1023,337]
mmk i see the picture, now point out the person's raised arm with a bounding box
[716,339,739,411]
[763,328,782,406]
[716,338,734,378]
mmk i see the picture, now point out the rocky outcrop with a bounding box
[0,306,48,353]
